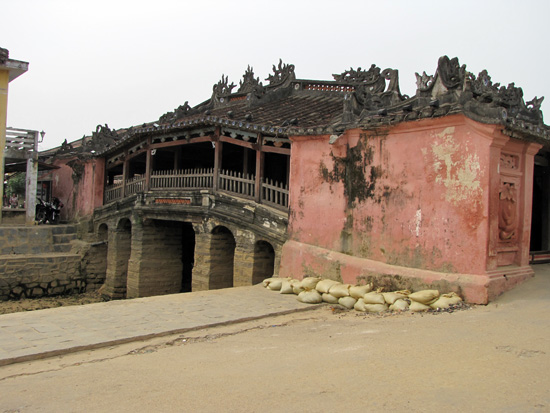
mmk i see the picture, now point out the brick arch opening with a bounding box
[98,223,108,241]
[181,222,195,293]
[209,226,236,289]
[252,240,275,284]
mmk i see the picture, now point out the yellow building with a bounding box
[0,47,29,223]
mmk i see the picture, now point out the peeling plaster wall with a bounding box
[288,115,492,275]
[51,157,105,221]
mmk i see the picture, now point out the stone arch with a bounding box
[97,223,108,241]
[209,225,236,289]
[252,240,275,284]
[103,217,132,299]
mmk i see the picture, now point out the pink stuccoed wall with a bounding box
[280,115,541,303]
[51,157,105,221]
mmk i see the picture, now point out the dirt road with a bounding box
[0,268,549,412]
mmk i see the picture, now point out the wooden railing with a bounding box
[5,128,38,159]
[104,168,288,210]
[151,168,213,189]
[218,169,255,199]
[105,183,123,203]
[262,178,289,209]
[126,175,146,196]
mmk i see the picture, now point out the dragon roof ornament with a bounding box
[89,55,548,158]
[266,59,296,87]
[238,65,262,94]
[338,64,405,121]
[159,101,193,124]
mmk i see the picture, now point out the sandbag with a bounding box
[297,289,323,304]
[430,292,462,309]
[322,293,339,304]
[408,289,440,305]
[316,279,341,293]
[349,284,373,299]
[354,298,367,312]
[364,303,388,313]
[389,299,410,312]
[301,277,322,290]
[291,280,305,294]
[338,296,357,309]
[329,283,351,298]
[409,301,431,312]
[279,280,294,294]
[363,291,386,305]
[262,277,277,288]
[267,278,287,291]
[382,291,408,305]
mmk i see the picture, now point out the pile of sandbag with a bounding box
[262,277,463,313]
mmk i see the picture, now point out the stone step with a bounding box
[51,225,77,235]
[53,233,77,245]
[53,244,73,253]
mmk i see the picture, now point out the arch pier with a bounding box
[94,192,286,299]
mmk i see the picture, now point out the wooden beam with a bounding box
[260,145,290,155]
[149,135,214,150]
[219,135,256,150]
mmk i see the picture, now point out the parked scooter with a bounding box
[35,197,63,224]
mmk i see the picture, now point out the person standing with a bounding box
[9,193,17,208]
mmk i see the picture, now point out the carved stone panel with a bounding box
[500,153,519,171]
[498,181,517,242]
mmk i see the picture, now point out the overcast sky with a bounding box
[2,0,549,150]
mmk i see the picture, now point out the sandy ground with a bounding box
[0,291,105,315]
[0,271,549,412]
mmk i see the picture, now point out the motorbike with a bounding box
[35,197,63,224]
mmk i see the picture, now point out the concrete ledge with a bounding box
[279,240,534,304]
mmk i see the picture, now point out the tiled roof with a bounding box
[44,57,550,158]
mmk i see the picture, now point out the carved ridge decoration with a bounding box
[265,59,296,87]
[159,101,192,124]
[238,65,262,94]
[338,64,405,119]
[415,71,434,92]
[437,56,466,89]
[213,74,236,99]
[498,182,517,241]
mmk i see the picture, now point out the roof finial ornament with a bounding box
[238,65,262,94]
[266,59,295,86]
[213,74,236,98]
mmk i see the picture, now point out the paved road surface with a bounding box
[0,284,316,366]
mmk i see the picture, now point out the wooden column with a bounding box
[213,139,222,191]
[255,136,264,203]
[122,156,129,197]
[242,148,247,175]
[144,146,152,192]
[174,147,182,171]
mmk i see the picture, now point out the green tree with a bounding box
[6,173,26,197]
